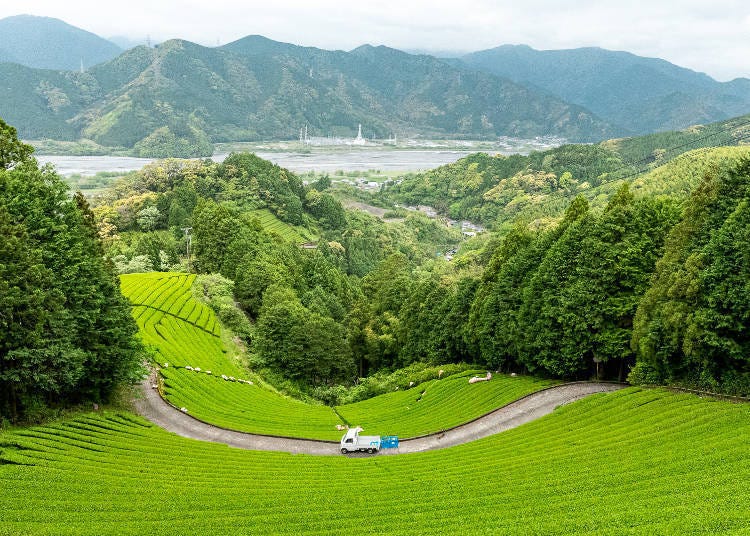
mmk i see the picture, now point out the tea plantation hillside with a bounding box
[336,371,556,438]
[120,272,554,439]
[121,272,343,439]
[248,208,317,244]
[1,388,748,534]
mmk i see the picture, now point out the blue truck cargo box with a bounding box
[380,435,399,449]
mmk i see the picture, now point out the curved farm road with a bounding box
[132,377,624,456]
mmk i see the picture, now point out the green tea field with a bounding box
[249,208,317,244]
[120,272,555,440]
[1,388,748,535]
[336,371,556,438]
[121,272,343,439]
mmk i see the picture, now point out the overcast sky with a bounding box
[2,0,749,81]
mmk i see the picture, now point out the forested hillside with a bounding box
[90,150,461,392]
[221,36,612,142]
[85,118,750,398]
[460,45,750,134]
[382,114,750,229]
[0,37,613,157]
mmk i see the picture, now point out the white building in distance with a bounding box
[352,124,366,146]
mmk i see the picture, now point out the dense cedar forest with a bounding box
[0,118,143,421]
[2,112,750,421]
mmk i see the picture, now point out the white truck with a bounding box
[340,427,381,454]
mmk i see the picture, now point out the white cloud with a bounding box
[1,0,748,80]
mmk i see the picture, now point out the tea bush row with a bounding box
[1,388,748,534]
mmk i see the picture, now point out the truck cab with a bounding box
[340,427,381,454]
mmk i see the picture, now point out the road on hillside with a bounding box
[132,376,624,456]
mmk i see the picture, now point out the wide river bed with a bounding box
[38,150,478,176]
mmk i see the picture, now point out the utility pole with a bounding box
[181,227,193,272]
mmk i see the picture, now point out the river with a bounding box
[37,150,479,176]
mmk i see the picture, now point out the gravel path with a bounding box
[132,375,624,456]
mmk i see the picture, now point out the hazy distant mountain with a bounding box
[0,15,122,70]
[220,36,613,141]
[402,48,466,58]
[107,35,153,50]
[0,36,616,154]
[460,45,750,134]
[724,78,750,100]
[0,48,18,63]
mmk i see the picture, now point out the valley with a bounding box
[1,6,750,535]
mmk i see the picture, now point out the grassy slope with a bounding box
[248,208,317,244]
[120,272,554,440]
[1,388,748,534]
[121,272,342,439]
[337,370,556,437]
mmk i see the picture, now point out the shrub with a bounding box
[626,362,662,386]
[192,273,253,340]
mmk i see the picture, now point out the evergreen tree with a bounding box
[254,286,353,385]
[0,117,33,169]
[632,159,750,394]
[0,124,143,421]
[467,224,537,370]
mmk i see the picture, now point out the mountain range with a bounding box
[0,15,748,155]
[0,15,122,70]
[460,45,750,135]
[0,35,613,154]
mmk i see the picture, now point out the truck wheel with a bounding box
[341,448,348,454]
[367,448,374,454]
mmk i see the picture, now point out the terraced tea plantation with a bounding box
[121,273,242,375]
[121,272,342,439]
[249,208,317,244]
[1,388,748,535]
[161,370,342,439]
[336,372,556,437]
[121,273,555,440]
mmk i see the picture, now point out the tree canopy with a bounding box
[0,118,144,422]
[0,117,33,169]
[632,158,750,394]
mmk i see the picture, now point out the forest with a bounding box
[88,123,750,401]
[2,113,750,422]
[380,113,750,230]
[0,118,143,421]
